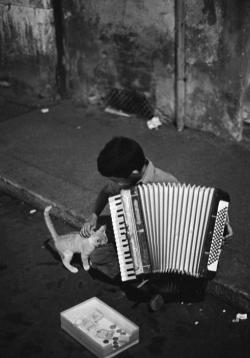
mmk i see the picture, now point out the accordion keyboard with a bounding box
[109,195,136,281]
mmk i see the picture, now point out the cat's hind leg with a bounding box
[62,251,78,273]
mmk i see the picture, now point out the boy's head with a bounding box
[97,137,146,187]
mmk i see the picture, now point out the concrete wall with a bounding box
[62,0,175,116]
[185,0,250,141]
[0,0,57,97]
[1,0,250,140]
[62,0,250,140]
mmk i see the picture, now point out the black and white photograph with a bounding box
[0,1,249,357]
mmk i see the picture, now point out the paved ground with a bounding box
[0,95,250,312]
[1,192,250,358]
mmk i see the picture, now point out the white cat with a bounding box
[44,206,108,273]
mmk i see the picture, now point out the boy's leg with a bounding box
[90,243,120,279]
[120,276,166,311]
[120,278,153,302]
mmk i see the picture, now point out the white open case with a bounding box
[60,297,139,358]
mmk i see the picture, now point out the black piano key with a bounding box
[127,273,135,277]
[125,259,133,264]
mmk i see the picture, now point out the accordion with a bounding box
[109,183,230,282]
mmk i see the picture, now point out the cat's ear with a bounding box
[99,225,106,232]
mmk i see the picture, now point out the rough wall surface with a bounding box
[62,0,175,118]
[185,0,250,140]
[1,0,250,140]
[62,0,250,140]
[0,0,56,97]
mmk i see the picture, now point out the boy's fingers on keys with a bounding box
[80,227,88,238]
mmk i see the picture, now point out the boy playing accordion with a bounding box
[80,136,232,311]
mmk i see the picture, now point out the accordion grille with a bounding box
[138,183,214,276]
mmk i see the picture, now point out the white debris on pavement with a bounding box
[41,108,49,114]
[222,309,226,313]
[147,116,162,130]
[232,313,248,322]
[29,209,37,214]
[88,95,99,104]
[236,313,248,320]
[0,80,11,87]
[194,321,199,325]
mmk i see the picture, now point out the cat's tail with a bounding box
[44,206,58,243]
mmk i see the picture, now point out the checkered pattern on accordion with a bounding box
[109,183,230,282]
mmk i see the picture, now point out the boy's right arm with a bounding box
[80,186,110,237]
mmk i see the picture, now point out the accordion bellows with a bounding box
[109,183,230,282]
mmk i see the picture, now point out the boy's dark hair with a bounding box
[97,137,146,178]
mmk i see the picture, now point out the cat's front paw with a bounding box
[70,267,78,273]
[83,265,90,271]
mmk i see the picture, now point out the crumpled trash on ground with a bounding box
[147,116,162,130]
[0,80,11,87]
[232,313,248,322]
[41,108,49,114]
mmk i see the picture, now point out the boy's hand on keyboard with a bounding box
[80,213,97,237]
